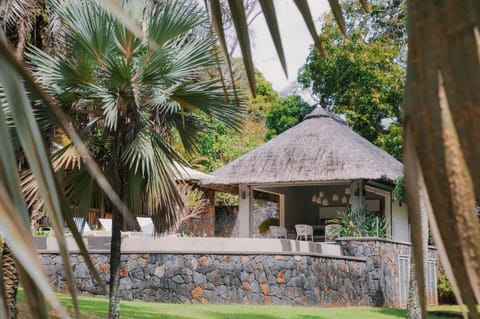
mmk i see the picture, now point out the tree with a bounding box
[1,1,480,318]
[298,0,405,159]
[192,71,276,172]
[28,1,241,318]
[265,95,314,140]
[0,1,60,317]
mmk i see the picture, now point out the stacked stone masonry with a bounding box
[41,253,371,306]
[38,238,437,307]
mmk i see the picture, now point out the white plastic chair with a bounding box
[295,224,313,241]
[73,217,92,233]
[269,226,287,239]
[136,217,155,236]
[98,218,112,232]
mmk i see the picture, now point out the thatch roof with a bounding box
[174,162,211,182]
[201,108,403,191]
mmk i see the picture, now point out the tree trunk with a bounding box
[406,247,421,319]
[406,164,430,319]
[108,125,126,319]
[108,208,123,319]
[2,243,19,319]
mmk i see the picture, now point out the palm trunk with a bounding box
[406,247,421,319]
[108,208,123,319]
[2,243,19,319]
[108,124,126,319]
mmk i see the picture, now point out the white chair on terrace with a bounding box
[295,224,313,241]
[73,217,92,234]
[136,217,155,236]
[269,226,287,239]
[98,218,112,232]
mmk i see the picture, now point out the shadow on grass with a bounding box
[206,312,285,319]
[205,312,328,319]
[375,308,406,318]
[376,308,458,319]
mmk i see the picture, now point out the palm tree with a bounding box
[28,1,241,318]
[0,1,479,318]
[0,2,59,318]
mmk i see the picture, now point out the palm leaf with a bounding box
[403,1,480,316]
[0,63,70,318]
[258,0,288,77]
[0,35,128,219]
[208,0,239,105]
[146,0,207,48]
[328,0,346,35]
[171,81,244,131]
[226,0,256,96]
[293,0,325,58]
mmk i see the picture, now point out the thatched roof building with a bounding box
[174,162,212,182]
[202,108,402,191]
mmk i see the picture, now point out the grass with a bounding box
[17,291,464,319]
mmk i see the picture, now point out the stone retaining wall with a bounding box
[38,238,437,307]
[336,238,437,307]
[40,253,371,306]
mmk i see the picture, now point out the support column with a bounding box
[350,180,365,211]
[238,184,251,237]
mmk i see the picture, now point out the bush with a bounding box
[258,217,280,234]
[327,207,387,241]
[438,266,456,304]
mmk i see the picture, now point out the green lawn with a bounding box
[18,291,464,319]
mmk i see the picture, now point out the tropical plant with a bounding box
[258,216,280,234]
[23,1,241,318]
[437,266,456,305]
[0,1,479,318]
[173,183,210,234]
[326,207,386,240]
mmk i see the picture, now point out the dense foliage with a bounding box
[327,207,387,240]
[265,95,314,140]
[298,0,406,160]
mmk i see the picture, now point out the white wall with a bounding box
[391,201,409,242]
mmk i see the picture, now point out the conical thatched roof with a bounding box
[201,108,403,191]
[174,162,212,182]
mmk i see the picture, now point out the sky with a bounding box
[249,0,329,92]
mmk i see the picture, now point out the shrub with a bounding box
[437,266,456,304]
[258,217,280,234]
[327,207,387,241]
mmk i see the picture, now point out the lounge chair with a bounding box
[98,218,112,232]
[269,226,287,239]
[136,217,155,236]
[73,217,92,234]
[295,224,313,241]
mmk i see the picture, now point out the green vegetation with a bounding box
[327,207,387,240]
[17,291,456,319]
[437,269,456,305]
[258,217,280,234]
[298,0,406,160]
[265,95,314,140]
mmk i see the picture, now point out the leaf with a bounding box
[328,0,346,35]
[403,1,480,316]
[208,0,239,105]
[0,33,128,220]
[358,0,370,13]
[258,0,288,77]
[226,0,256,96]
[0,182,69,319]
[293,0,326,58]
[96,0,158,50]
[0,47,81,318]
